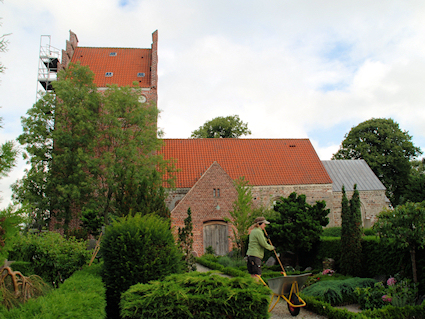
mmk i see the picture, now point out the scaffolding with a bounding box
[36,35,60,101]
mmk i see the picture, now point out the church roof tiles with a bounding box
[160,139,332,188]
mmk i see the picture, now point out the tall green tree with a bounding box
[332,118,422,206]
[340,185,362,276]
[177,207,196,272]
[14,63,174,231]
[225,177,261,255]
[191,115,251,138]
[402,159,425,203]
[268,192,330,266]
[0,116,18,182]
[373,201,425,283]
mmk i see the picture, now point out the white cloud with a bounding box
[2,0,425,208]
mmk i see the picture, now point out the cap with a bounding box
[255,217,270,225]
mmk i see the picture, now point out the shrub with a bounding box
[120,272,271,319]
[101,214,184,318]
[322,227,341,237]
[8,232,90,286]
[1,265,106,319]
[302,277,376,306]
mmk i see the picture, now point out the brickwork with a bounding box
[171,162,237,256]
[328,190,388,227]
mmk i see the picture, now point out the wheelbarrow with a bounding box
[256,228,311,316]
[257,273,311,316]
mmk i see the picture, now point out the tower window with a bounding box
[105,72,113,77]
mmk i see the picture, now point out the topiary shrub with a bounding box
[8,232,90,287]
[120,272,271,319]
[101,213,184,318]
[322,227,341,237]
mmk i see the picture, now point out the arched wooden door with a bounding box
[203,221,228,256]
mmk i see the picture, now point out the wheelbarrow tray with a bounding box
[267,273,311,296]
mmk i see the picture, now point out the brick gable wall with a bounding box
[171,162,237,256]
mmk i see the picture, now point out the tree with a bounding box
[177,207,196,272]
[0,0,9,76]
[268,192,330,266]
[14,63,174,230]
[402,159,425,203]
[191,115,251,138]
[340,185,362,276]
[0,117,18,182]
[373,201,425,283]
[225,177,261,255]
[332,118,422,206]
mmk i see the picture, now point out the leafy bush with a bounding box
[8,232,90,286]
[196,255,250,278]
[101,214,184,318]
[363,228,375,236]
[216,255,246,268]
[1,265,106,319]
[120,272,271,319]
[356,276,418,310]
[322,227,341,237]
[302,277,376,306]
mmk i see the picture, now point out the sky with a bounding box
[1,0,425,208]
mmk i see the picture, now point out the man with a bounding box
[246,216,275,278]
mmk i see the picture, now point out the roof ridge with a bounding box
[77,46,150,50]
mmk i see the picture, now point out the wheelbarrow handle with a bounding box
[264,228,287,276]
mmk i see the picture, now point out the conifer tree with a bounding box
[340,185,362,276]
[177,208,196,271]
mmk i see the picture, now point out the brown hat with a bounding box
[255,217,270,225]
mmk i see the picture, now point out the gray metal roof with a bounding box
[321,160,386,192]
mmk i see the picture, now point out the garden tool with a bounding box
[264,228,287,276]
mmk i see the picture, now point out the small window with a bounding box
[105,72,113,77]
[217,189,220,197]
[109,52,117,56]
[137,72,145,77]
[213,189,216,197]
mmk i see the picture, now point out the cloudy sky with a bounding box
[1,0,425,208]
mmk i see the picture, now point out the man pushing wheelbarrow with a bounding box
[246,217,311,317]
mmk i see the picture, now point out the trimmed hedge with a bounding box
[120,272,271,319]
[0,264,106,319]
[196,255,250,278]
[101,214,184,318]
[302,295,425,319]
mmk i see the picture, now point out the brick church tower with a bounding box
[58,30,158,104]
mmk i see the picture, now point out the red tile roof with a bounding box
[160,139,332,188]
[70,47,151,88]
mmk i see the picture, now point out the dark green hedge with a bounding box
[120,272,271,319]
[302,295,425,319]
[0,265,106,319]
[196,255,250,278]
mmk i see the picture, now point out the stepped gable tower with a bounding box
[58,30,158,104]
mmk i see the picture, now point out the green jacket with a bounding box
[246,227,274,259]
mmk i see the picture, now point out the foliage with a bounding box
[196,255,250,278]
[0,115,18,192]
[100,213,184,318]
[8,232,90,287]
[340,185,362,276]
[268,192,330,265]
[402,159,425,204]
[0,266,50,310]
[1,266,106,319]
[205,246,215,255]
[114,170,170,219]
[332,118,422,206]
[120,272,270,319]
[14,63,175,230]
[302,295,366,319]
[0,204,25,262]
[177,208,196,272]
[373,201,425,283]
[225,177,260,255]
[302,277,376,306]
[322,227,341,237]
[356,276,418,310]
[190,115,251,138]
[81,208,102,238]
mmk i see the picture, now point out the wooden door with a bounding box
[203,222,228,256]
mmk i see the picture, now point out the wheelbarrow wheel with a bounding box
[287,294,300,316]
